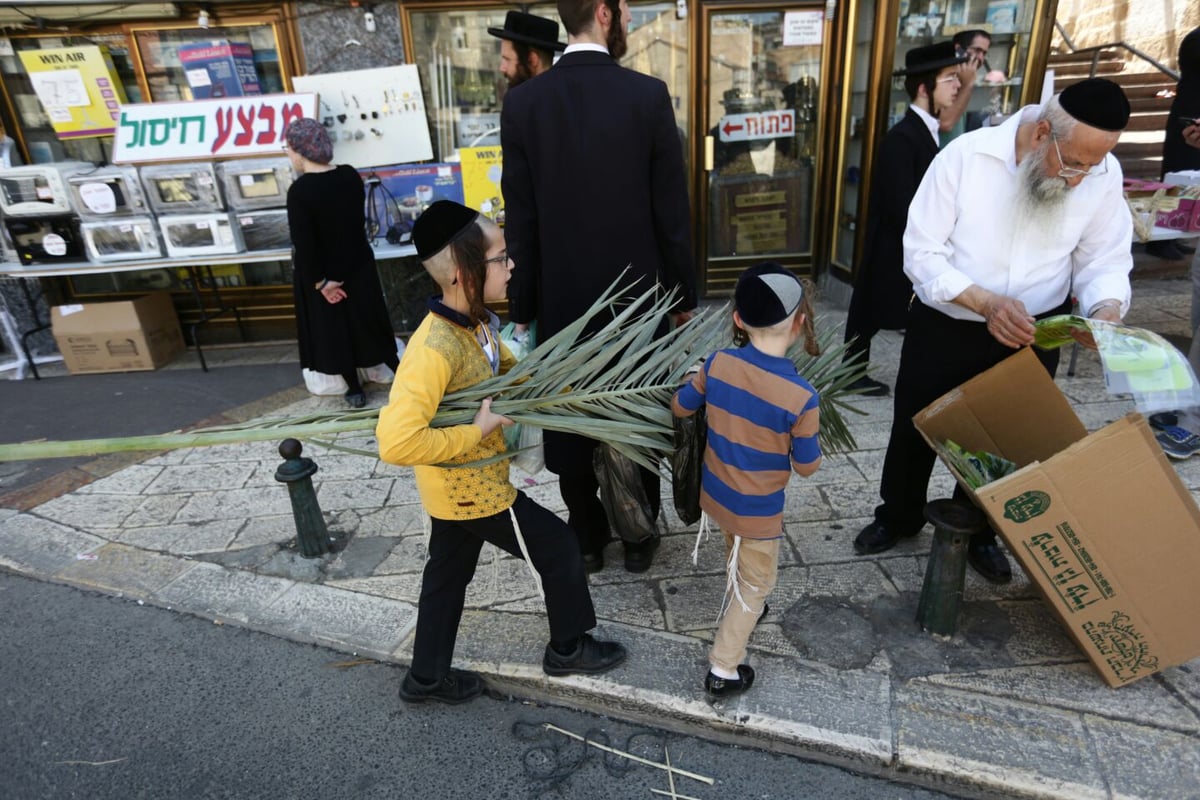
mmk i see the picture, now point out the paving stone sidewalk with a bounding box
[1,277,1198,799]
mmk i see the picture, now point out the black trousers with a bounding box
[411,491,597,680]
[874,299,1069,537]
[842,283,880,368]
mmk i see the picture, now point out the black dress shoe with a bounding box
[704,664,755,697]
[398,668,484,704]
[967,541,1013,584]
[344,391,367,409]
[581,550,604,574]
[623,535,660,573]
[853,521,915,555]
[846,375,890,397]
[543,633,627,676]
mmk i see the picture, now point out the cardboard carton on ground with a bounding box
[914,348,1200,687]
[51,292,184,374]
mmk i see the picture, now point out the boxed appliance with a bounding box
[236,209,291,252]
[4,216,86,265]
[66,165,149,219]
[50,292,184,374]
[158,211,244,257]
[914,348,1200,687]
[217,157,292,211]
[139,162,224,215]
[176,40,262,99]
[0,162,93,217]
[81,217,163,262]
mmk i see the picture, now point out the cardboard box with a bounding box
[51,293,184,374]
[177,40,261,99]
[914,349,1200,687]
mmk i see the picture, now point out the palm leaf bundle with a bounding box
[0,275,871,466]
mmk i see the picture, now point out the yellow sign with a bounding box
[18,45,127,139]
[459,146,504,224]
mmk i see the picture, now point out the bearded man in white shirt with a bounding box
[853,77,1133,583]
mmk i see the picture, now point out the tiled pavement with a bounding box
[1,274,1198,799]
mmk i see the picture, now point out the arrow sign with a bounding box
[717,109,796,143]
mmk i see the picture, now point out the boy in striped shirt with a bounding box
[672,262,822,696]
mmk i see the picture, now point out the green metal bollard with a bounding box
[274,438,331,558]
[916,499,988,636]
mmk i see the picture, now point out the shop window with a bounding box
[133,23,286,103]
[404,1,688,171]
[0,34,140,164]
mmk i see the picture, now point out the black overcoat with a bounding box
[848,109,939,332]
[500,50,696,473]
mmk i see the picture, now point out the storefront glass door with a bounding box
[700,3,825,293]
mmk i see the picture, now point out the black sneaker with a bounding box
[345,391,367,409]
[543,633,627,676]
[704,664,755,697]
[1148,412,1179,431]
[397,668,484,704]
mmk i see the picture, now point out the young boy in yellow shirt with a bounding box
[377,200,625,704]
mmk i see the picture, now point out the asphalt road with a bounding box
[0,572,962,800]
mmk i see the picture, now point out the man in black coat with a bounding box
[842,41,968,397]
[501,0,696,574]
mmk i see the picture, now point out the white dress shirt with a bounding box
[903,105,1133,321]
[563,43,610,55]
[910,103,940,147]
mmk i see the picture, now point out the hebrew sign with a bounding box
[112,93,317,163]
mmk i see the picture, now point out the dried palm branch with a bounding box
[0,275,869,466]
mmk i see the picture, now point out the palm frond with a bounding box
[0,276,871,464]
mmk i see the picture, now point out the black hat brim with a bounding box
[486,28,567,52]
[894,53,969,76]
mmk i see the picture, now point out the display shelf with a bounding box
[0,241,416,378]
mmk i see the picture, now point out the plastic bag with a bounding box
[302,368,348,396]
[592,444,658,544]
[1035,315,1200,413]
[671,407,707,525]
[513,424,545,475]
[500,320,536,361]
[302,338,407,396]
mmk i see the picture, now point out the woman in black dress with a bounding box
[284,118,397,408]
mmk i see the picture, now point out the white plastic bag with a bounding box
[499,321,543,474]
[513,424,545,475]
[302,368,349,396]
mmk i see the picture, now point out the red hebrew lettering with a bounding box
[234,106,256,146]
[281,103,305,135]
[211,108,234,153]
[256,104,277,145]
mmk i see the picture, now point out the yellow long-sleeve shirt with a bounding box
[376,303,517,520]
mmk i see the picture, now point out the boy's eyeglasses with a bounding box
[1051,134,1108,179]
[936,74,961,84]
[484,250,510,265]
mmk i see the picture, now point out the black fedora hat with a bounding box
[893,40,968,76]
[487,11,566,52]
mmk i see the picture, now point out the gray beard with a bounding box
[1013,142,1070,233]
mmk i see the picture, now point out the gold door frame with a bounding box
[695,0,832,296]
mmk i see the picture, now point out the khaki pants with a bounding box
[709,534,779,674]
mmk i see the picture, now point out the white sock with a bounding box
[709,664,740,680]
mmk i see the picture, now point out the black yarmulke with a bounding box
[1059,78,1131,132]
[413,200,478,260]
[735,262,803,328]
